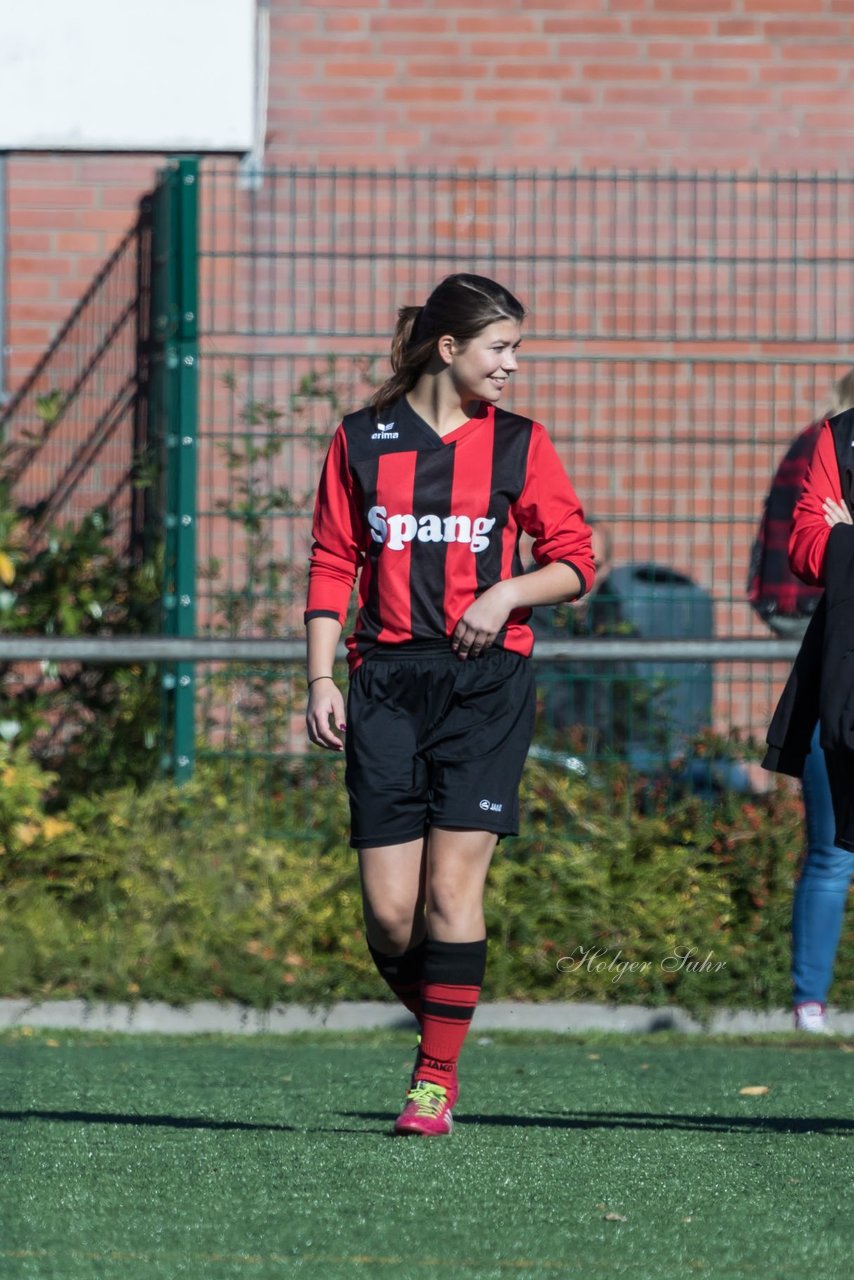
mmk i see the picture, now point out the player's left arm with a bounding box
[512,422,595,596]
[452,562,583,657]
[451,424,593,657]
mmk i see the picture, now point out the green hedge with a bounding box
[2,743,849,1014]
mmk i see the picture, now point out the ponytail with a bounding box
[390,306,423,373]
[369,307,433,410]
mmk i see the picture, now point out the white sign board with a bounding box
[0,0,256,151]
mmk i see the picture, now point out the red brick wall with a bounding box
[269,0,854,169]
[4,154,163,392]
[6,1,854,393]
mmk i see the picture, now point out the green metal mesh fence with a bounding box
[183,163,854,831]
[186,164,854,834]
[0,208,152,556]
[4,162,838,832]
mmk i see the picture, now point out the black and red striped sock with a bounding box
[416,938,487,1089]
[367,936,427,1023]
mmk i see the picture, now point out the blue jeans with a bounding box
[791,723,854,1005]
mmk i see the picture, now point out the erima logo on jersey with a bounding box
[371,421,399,440]
[368,505,496,553]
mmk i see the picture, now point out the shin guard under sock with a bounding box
[416,938,487,1089]
[367,937,427,1023]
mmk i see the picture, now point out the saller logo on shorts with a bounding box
[368,505,496,553]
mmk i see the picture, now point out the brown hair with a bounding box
[369,273,525,411]
[827,367,854,416]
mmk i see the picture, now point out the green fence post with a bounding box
[154,156,199,782]
[172,158,199,781]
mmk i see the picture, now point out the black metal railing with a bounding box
[0,201,153,557]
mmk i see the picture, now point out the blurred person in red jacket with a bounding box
[757,370,854,1034]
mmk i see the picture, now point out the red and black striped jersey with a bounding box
[305,396,594,668]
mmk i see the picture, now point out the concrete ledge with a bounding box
[1,999,853,1036]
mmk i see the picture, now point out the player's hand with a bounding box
[452,581,514,660]
[823,497,853,527]
[306,679,347,751]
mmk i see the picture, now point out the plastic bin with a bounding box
[589,563,713,767]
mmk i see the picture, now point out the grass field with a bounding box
[2,1028,852,1279]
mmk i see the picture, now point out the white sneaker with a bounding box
[794,1002,832,1034]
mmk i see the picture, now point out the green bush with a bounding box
[487,758,806,1014]
[1,749,847,1015]
[0,488,161,797]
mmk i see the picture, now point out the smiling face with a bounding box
[439,319,523,410]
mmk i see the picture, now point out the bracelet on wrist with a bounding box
[307,675,335,689]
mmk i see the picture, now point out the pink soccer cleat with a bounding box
[394,1080,454,1137]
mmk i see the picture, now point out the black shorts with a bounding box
[344,641,536,849]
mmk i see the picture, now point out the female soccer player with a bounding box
[305,274,594,1136]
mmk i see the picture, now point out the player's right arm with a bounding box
[304,425,364,750]
[306,615,347,751]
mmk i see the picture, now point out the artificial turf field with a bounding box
[1,1029,852,1280]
